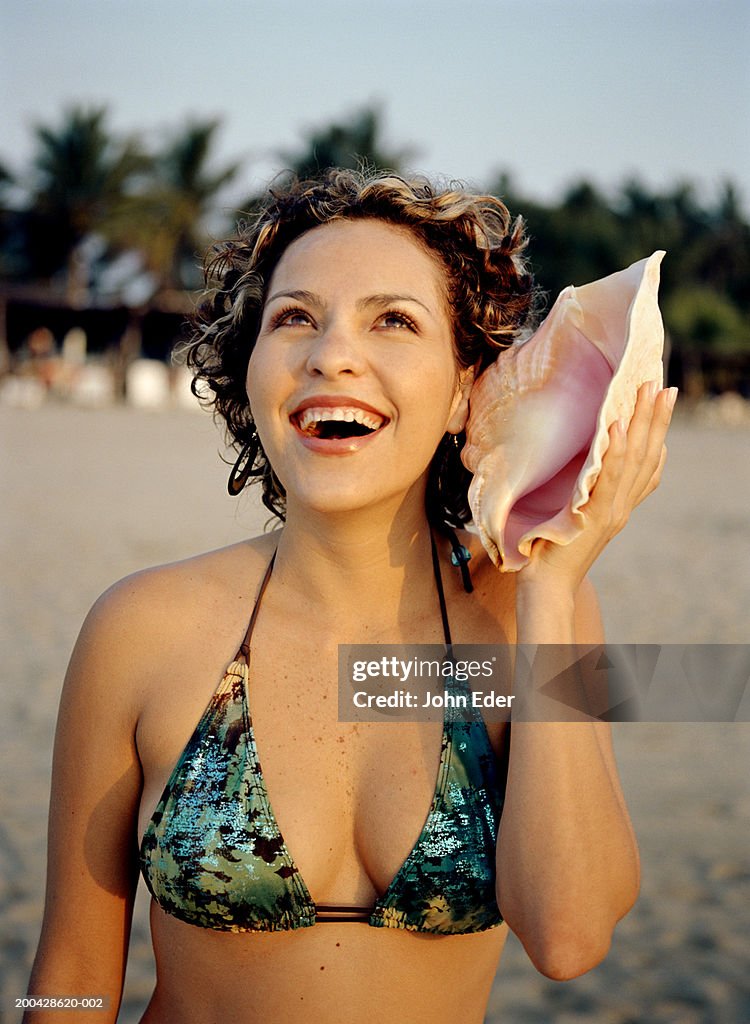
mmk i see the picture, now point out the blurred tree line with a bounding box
[1,104,748,396]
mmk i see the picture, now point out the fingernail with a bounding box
[665,387,678,411]
[616,417,627,435]
[646,380,659,401]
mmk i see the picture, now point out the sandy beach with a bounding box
[1,404,748,1024]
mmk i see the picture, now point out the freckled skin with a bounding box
[129,532,512,1024]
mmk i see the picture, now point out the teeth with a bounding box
[297,406,385,433]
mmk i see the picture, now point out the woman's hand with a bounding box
[516,381,677,597]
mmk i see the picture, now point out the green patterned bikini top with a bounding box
[139,539,507,934]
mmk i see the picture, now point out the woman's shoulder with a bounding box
[96,533,275,613]
[72,533,280,696]
[442,527,517,642]
[96,533,277,616]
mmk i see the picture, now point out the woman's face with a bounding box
[247,218,471,518]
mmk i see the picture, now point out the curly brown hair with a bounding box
[186,168,535,527]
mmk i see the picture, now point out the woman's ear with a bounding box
[446,365,476,435]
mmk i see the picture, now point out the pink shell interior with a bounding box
[462,251,665,571]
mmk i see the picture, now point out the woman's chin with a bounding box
[284,477,426,523]
[286,489,394,520]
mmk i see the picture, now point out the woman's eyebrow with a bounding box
[265,289,433,315]
[266,288,321,306]
[357,293,432,314]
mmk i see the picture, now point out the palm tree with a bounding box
[278,105,412,180]
[113,119,240,292]
[23,105,146,300]
[0,159,20,277]
[0,159,12,197]
[232,105,414,231]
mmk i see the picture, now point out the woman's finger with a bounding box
[636,442,668,505]
[612,380,661,500]
[629,387,677,504]
[586,383,676,530]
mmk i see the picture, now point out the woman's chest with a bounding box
[137,631,508,907]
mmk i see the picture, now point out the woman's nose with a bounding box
[305,320,365,378]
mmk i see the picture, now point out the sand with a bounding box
[1,405,748,1024]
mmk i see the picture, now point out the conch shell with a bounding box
[462,251,665,571]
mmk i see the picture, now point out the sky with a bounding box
[2,0,749,213]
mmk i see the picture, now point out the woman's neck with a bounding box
[268,491,442,636]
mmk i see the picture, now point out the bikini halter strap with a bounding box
[237,533,453,663]
[238,550,277,662]
[430,530,453,649]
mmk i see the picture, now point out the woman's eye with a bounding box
[379,311,416,331]
[272,308,312,328]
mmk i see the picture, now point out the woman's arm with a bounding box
[496,382,674,980]
[24,581,149,1023]
[497,580,640,980]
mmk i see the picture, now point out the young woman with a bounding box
[25,170,674,1024]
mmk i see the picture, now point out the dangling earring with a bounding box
[227,434,260,496]
[450,431,465,453]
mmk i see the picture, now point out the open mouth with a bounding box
[293,406,388,441]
